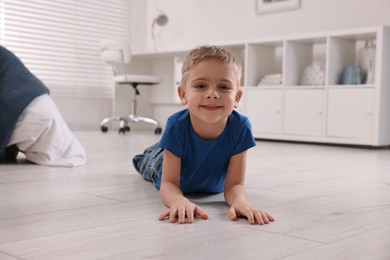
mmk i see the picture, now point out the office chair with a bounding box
[99,39,163,134]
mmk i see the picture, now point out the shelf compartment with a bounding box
[285,37,327,86]
[328,32,377,85]
[246,41,284,86]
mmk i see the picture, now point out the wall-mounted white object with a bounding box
[256,0,300,15]
[151,9,169,51]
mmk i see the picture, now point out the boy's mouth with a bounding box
[200,105,223,111]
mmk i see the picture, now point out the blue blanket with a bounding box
[0,45,49,154]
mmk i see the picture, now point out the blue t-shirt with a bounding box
[156,109,256,194]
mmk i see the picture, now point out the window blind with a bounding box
[0,0,131,98]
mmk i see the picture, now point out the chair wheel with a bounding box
[101,126,108,132]
[119,126,130,134]
[154,127,162,135]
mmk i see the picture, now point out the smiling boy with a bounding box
[133,45,274,225]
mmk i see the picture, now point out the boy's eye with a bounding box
[194,84,206,89]
[219,85,232,91]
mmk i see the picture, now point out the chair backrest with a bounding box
[100,39,131,76]
[100,39,131,65]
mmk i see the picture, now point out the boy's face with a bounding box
[178,59,242,128]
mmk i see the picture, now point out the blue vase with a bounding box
[341,66,366,84]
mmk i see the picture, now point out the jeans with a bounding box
[132,142,164,183]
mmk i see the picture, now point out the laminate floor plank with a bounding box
[0,199,163,244]
[281,225,390,260]
[0,218,321,260]
[0,193,120,219]
[0,252,21,260]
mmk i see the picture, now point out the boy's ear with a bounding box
[177,85,187,106]
[234,88,243,108]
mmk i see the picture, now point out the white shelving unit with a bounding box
[245,25,390,146]
[133,25,390,147]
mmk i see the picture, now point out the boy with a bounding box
[133,45,274,225]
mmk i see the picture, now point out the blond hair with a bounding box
[181,45,242,86]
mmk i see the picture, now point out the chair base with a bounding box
[100,114,162,135]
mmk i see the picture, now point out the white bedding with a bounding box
[7,94,87,167]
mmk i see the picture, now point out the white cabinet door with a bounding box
[327,88,374,139]
[284,89,325,136]
[246,89,282,135]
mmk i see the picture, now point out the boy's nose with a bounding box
[206,89,219,99]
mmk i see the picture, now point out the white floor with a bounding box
[0,131,389,260]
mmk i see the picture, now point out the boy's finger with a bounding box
[266,212,275,221]
[177,208,186,224]
[186,207,194,223]
[245,209,255,224]
[158,209,170,221]
[169,208,178,223]
[194,206,208,220]
[227,206,237,221]
[254,211,265,225]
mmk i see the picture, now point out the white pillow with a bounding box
[7,94,87,167]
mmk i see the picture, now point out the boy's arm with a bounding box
[159,149,208,224]
[224,151,274,225]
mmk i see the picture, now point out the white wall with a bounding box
[132,0,390,53]
[52,96,112,131]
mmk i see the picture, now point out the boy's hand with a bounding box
[228,203,274,225]
[159,199,209,224]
